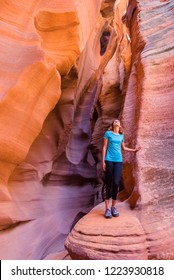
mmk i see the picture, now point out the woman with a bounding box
[102,119,140,218]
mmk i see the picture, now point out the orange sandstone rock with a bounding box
[0,0,174,261]
[65,0,174,260]
[0,62,60,185]
[0,0,103,259]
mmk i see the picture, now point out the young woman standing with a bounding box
[102,119,140,218]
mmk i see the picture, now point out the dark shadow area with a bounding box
[100,31,111,56]
[70,211,87,232]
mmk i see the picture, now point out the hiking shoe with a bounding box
[105,208,112,219]
[111,206,119,217]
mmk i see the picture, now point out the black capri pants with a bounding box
[105,161,122,200]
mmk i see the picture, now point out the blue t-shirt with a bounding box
[104,131,124,162]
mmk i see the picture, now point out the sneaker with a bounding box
[105,208,112,219]
[111,206,119,217]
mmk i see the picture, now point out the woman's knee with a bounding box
[113,180,120,187]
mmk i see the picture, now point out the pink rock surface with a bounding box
[65,0,174,259]
[0,0,174,260]
[65,202,148,260]
[0,0,103,259]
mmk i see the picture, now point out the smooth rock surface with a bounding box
[0,0,174,260]
[65,202,148,260]
[65,0,174,259]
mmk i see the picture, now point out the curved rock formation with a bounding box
[65,202,148,260]
[0,0,174,260]
[65,0,174,260]
[0,63,61,187]
[0,0,103,259]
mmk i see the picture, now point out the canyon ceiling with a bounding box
[0,0,174,260]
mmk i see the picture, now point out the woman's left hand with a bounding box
[135,146,141,152]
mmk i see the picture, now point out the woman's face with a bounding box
[113,119,121,127]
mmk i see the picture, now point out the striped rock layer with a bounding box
[0,0,174,260]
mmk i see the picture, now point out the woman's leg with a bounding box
[112,162,122,207]
[105,161,114,209]
[105,199,109,210]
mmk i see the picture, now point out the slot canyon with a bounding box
[0,0,174,260]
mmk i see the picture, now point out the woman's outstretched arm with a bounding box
[121,141,141,152]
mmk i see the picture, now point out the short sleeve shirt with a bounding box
[104,131,124,162]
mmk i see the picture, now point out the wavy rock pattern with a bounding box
[35,11,80,75]
[65,202,148,260]
[0,0,174,260]
[0,63,60,186]
[65,0,174,260]
[0,0,102,259]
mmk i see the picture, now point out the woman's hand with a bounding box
[102,162,106,171]
[135,146,141,152]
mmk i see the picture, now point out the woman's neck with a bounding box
[112,128,119,134]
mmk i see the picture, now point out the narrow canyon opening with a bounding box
[0,0,174,260]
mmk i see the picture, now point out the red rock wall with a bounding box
[130,0,174,259]
[65,0,174,260]
[0,0,174,260]
[0,0,103,259]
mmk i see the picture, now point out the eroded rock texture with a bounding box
[0,0,103,259]
[0,0,174,260]
[65,0,174,260]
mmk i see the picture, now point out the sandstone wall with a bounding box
[0,0,174,260]
[0,0,103,259]
[65,0,174,260]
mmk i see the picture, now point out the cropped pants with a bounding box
[105,161,122,200]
